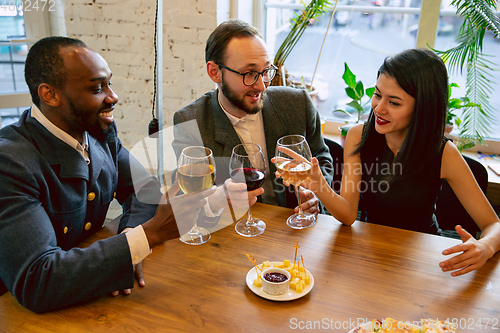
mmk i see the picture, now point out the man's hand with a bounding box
[208,178,263,211]
[142,182,216,249]
[111,261,145,296]
[293,188,320,217]
[439,225,494,276]
[225,179,263,209]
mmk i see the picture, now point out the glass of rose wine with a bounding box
[275,135,316,229]
[177,146,215,245]
[229,143,267,237]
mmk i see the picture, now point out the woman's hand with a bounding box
[439,225,494,276]
[301,157,327,194]
[271,153,327,194]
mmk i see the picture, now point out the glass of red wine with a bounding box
[229,143,267,237]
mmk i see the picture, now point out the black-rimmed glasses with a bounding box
[216,63,278,86]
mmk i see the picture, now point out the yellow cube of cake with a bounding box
[262,261,270,268]
[253,278,262,287]
[303,273,311,285]
[296,283,303,293]
[283,259,291,267]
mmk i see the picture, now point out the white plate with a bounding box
[348,321,423,333]
[245,262,314,301]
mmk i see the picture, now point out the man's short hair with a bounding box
[205,19,262,65]
[25,36,87,107]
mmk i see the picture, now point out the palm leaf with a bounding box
[433,0,499,144]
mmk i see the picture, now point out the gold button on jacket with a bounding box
[84,222,92,231]
[87,192,96,201]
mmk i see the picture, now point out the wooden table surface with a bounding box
[1,203,499,332]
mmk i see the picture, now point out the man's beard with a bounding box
[69,100,117,143]
[88,122,116,143]
[221,77,265,115]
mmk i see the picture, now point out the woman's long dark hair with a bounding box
[353,48,448,181]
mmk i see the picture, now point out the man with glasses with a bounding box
[173,19,333,215]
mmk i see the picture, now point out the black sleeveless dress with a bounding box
[359,139,444,234]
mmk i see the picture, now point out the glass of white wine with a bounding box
[275,135,316,229]
[177,146,215,245]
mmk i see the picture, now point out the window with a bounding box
[264,0,500,141]
[0,0,57,127]
[0,3,29,127]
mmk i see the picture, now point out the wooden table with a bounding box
[1,203,499,332]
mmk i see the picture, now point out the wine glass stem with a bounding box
[188,223,201,236]
[295,185,305,217]
[246,206,254,225]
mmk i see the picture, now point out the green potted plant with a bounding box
[447,82,482,151]
[433,0,500,149]
[333,62,374,146]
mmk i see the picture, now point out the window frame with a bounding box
[0,3,56,123]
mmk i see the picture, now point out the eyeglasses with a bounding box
[216,63,278,86]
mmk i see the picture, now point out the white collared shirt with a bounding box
[222,106,269,162]
[31,104,90,164]
[30,105,150,265]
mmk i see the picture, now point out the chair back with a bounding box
[435,156,488,239]
[324,138,344,194]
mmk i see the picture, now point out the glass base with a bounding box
[179,226,211,245]
[235,219,266,237]
[286,213,316,229]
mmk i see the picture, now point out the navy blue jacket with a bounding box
[0,109,160,312]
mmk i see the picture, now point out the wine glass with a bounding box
[229,143,267,237]
[177,146,215,245]
[275,135,316,229]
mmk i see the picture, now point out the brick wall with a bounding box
[63,0,217,218]
[63,0,217,149]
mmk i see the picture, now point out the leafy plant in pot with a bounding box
[447,82,482,151]
[333,62,374,146]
